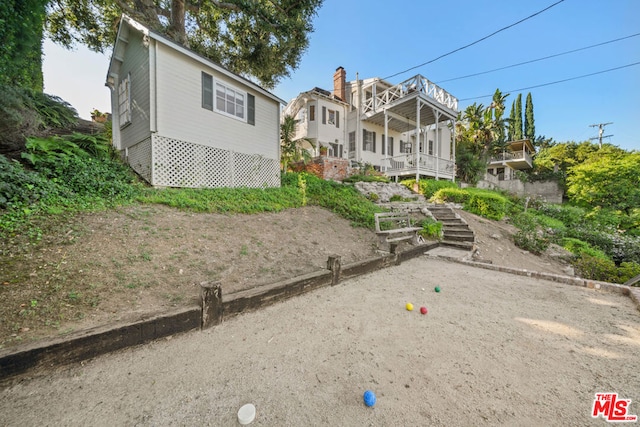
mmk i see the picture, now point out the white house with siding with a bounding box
[106,15,285,188]
[283,67,459,181]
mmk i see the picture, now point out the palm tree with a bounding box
[280,115,313,172]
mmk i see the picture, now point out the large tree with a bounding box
[524,92,535,141]
[0,0,47,91]
[45,0,324,88]
[513,93,523,140]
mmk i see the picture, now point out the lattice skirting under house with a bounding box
[124,135,280,189]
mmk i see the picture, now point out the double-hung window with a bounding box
[216,82,245,120]
[202,71,255,125]
[118,74,131,127]
[363,129,376,152]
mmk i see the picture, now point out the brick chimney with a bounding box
[333,66,346,101]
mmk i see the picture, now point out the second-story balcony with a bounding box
[360,74,458,133]
[488,139,535,170]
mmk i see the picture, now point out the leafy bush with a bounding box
[430,187,469,204]
[368,193,379,202]
[561,237,609,260]
[573,254,619,282]
[511,212,550,254]
[0,156,60,208]
[538,203,586,228]
[618,262,640,285]
[464,192,507,220]
[418,218,443,241]
[401,178,457,199]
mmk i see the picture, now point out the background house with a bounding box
[486,139,535,181]
[106,15,284,189]
[283,67,459,181]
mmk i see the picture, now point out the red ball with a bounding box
[420,306,428,315]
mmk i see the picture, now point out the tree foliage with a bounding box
[512,93,523,140]
[524,92,535,141]
[0,0,47,91]
[46,0,324,88]
[280,115,312,172]
[454,89,509,184]
[567,151,640,213]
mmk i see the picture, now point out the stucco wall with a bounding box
[475,178,563,204]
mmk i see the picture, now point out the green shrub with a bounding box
[511,212,550,254]
[464,192,507,220]
[418,217,443,241]
[402,178,457,199]
[430,187,469,204]
[573,254,619,282]
[561,237,610,260]
[538,204,586,227]
[368,193,379,202]
[619,262,640,285]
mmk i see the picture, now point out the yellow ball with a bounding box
[406,302,414,311]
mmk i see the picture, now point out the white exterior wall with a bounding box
[118,30,151,150]
[359,123,403,168]
[154,43,279,160]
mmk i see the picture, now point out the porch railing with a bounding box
[363,74,458,115]
[490,151,532,165]
[383,153,455,178]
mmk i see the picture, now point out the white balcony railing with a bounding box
[490,151,533,165]
[363,75,458,115]
[383,153,455,178]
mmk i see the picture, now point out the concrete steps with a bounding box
[427,205,475,246]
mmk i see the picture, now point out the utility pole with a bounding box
[589,122,613,148]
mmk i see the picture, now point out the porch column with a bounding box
[415,99,421,182]
[383,110,389,173]
[452,118,456,183]
[435,109,440,180]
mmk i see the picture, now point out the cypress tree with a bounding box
[513,94,523,140]
[508,100,516,141]
[524,92,535,141]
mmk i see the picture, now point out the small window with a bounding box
[428,139,434,155]
[118,74,131,127]
[202,72,213,110]
[363,130,376,152]
[381,135,393,155]
[309,104,315,121]
[215,81,245,120]
[328,109,335,125]
[348,132,356,152]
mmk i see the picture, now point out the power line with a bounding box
[458,61,640,102]
[590,122,613,148]
[383,0,566,80]
[436,32,640,84]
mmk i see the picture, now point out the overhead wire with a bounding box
[458,61,640,102]
[383,0,566,80]
[436,32,640,84]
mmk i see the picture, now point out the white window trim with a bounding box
[118,73,131,128]
[327,109,336,125]
[215,80,247,122]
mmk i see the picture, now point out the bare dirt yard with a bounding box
[0,204,583,350]
[1,256,638,426]
[0,204,577,350]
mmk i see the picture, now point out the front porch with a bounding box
[359,74,459,182]
[384,153,455,181]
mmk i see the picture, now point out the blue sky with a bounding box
[43,0,639,150]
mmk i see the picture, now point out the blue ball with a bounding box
[363,390,376,407]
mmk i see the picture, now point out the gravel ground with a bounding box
[1,256,638,426]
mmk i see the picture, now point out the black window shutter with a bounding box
[373,132,376,153]
[247,94,255,125]
[362,129,366,150]
[322,106,326,124]
[390,137,394,156]
[309,105,315,121]
[202,72,213,110]
[382,134,385,155]
[336,110,340,128]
